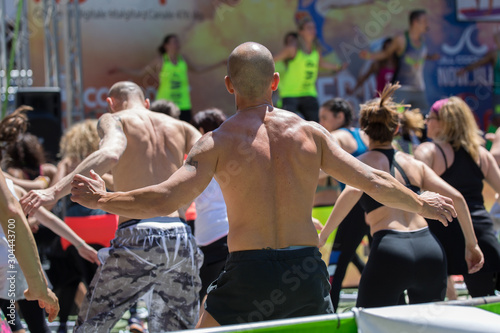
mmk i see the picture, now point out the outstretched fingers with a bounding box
[419,191,457,226]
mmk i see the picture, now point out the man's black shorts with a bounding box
[205,246,333,325]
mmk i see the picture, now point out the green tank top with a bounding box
[157,55,191,110]
[279,48,319,98]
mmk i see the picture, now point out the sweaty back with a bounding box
[111,109,192,195]
[213,108,322,251]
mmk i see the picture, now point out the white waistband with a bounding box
[135,222,187,229]
[389,226,428,233]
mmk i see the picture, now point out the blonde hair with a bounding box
[399,108,424,138]
[59,119,99,162]
[360,83,400,143]
[434,97,484,161]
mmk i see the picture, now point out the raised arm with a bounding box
[109,56,162,77]
[480,147,500,194]
[317,125,455,223]
[457,51,495,76]
[489,126,500,166]
[184,55,226,73]
[71,133,218,219]
[0,173,59,321]
[21,114,127,216]
[419,161,483,273]
[348,62,379,94]
[273,45,296,63]
[360,35,404,62]
[3,171,51,191]
[319,54,346,72]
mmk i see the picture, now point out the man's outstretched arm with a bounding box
[71,133,217,219]
[21,113,127,216]
[316,124,456,224]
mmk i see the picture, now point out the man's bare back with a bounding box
[104,109,199,222]
[211,106,322,251]
[20,82,201,222]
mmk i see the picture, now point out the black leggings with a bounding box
[463,270,499,297]
[47,243,101,324]
[0,299,51,333]
[356,228,447,308]
[328,202,370,311]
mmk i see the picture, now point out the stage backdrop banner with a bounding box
[26,0,500,129]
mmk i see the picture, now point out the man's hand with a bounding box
[24,288,59,322]
[20,188,57,217]
[465,243,484,274]
[70,170,107,210]
[418,191,456,226]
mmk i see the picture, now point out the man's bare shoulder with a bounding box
[113,108,186,129]
[216,107,323,137]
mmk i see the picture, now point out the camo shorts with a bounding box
[74,217,203,333]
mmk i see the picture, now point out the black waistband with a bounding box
[227,246,319,262]
[118,217,186,230]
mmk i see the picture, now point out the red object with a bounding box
[185,202,197,221]
[61,214,119,250]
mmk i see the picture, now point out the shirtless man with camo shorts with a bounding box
[21,81,203,332]
[69,43,457,328]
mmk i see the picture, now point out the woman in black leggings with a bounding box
[416,97,500,297]
[319,84,484,308]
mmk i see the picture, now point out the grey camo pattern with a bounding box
[74,223,203,332]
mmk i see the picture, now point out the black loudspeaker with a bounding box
[15,87,62,162]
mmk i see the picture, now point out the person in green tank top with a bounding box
[273,32,298,108]
[109,34,225,123]
[458,31,500,149]
[274,17,345,122]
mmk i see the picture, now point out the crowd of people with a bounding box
[0,7,499,333]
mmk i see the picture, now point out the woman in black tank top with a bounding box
[319,84,483,308]
[415,97,500,298]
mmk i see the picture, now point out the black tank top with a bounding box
[435,144,484,207]
[359,149,420,214]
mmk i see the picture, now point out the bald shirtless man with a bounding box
[70,43,457,328]
[21,82,203,332]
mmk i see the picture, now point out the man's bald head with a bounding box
[108,81,146,110]
[227,42,275,99]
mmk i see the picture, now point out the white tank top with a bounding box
[194,178,229,246]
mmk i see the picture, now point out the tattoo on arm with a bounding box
[97,115,124,139]
[185,158,198,172]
